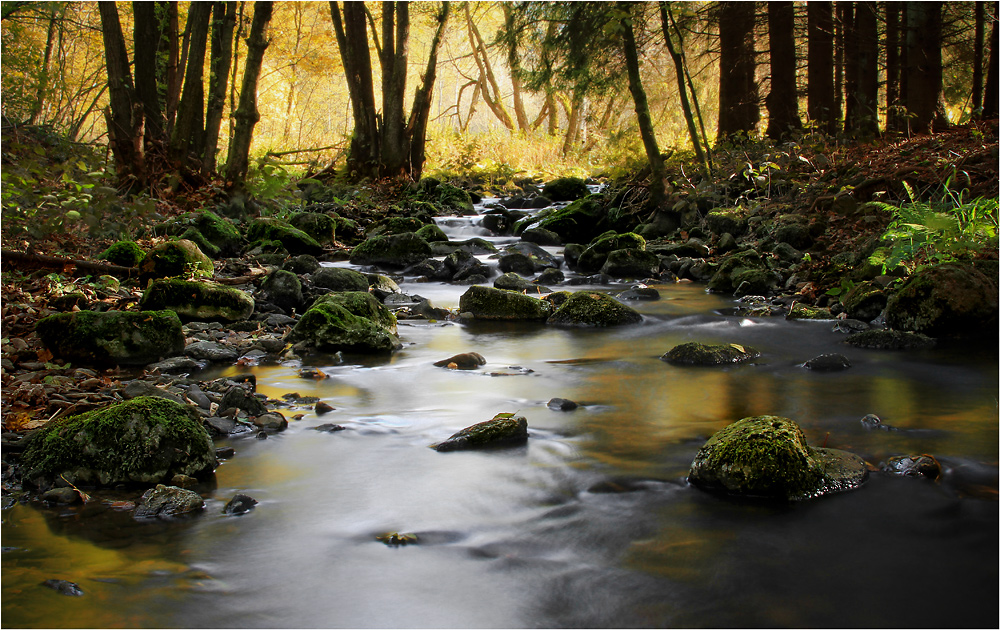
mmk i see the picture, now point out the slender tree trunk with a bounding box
[885,2,902,131]
[133,2,164,142]
[561,90,583,155]
[834,2,846,131]
[407,2,450,179]
[972,1,986,116]
[502,4,529,131]
[982,2,998,118]
[97,1,145,186]
[807,1,835,133]
[717,1,759,140]
[171,1,212,162]
[203,1,237,173]
[847,1,878,136]
[620,3,665,208]
[899,2,909,123]
[330,1,380,178]
[906,1,946,134]
[842,2,858,132]
[765,1,802,140]
[226,1,274,182]
[158,1,181,137]
[28,4,59,125]
[465,2,514,130]
[380,2,411,177]
[660,2,709,174]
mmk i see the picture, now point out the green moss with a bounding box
[578,232,646,272]
[36,310,185,365]
[432,414,528,451]
[98,241,146,267]
[661,342,760,365]
[349,232,432,267]
[247,218,323,256]
[138,239,214,285]
[139,278,254,322]
[435,183,474,214]
[600,249,661,278]
[290,291,399,353]
[20,396,216,486]
[536,194,606,244]
[547,291,642,327]
[542,176,589,202]
[787,303,833,319]
[369,216,426,236]
[458,285,552,321]
[289,212,336,244]
[705,207,750,237]
[707,250,766,293]
[179,227,221,258]
[415,223,449,242]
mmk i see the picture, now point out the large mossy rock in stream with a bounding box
[844,329,935,350]
[458,286,552,321]
[542,176,589,202]
[247,218,323,256]
[288,212,336,245]
[706,250,769,294]
[311,267,370,292]
[841,280,888,322]
[415,223,449,243]
[18,396,217,488]
[884,262,999,336]
[36,310,185,366]
[288,291,400,353]
[547,291,643,327]
[349,232,433,268]
[600,249,661,278]
[533,195,607,244]
[661,342,761,366]
[577,232,646,272]
[435,183,476,215]
[154,211,244,258]
[261,269,304,310]
[138,239,214,286]
[688,416,868,500]
[98,240,146,267]
[139,278,254,322]
[432,413,529,451]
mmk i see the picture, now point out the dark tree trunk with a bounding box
[842,2,858,132]
[157,1,181,137]
[381,2,411,177]
[660,2,710,174]
[906,1,946,134]
[834,1,846,131]
[846,1,878,136]
[885,1,902,131]
[807,1,835,133]
[133,2,164,142]
[620,2,664,208]
[899,2,909,122]
[717,1,759,140]
[97,1,145,186]
[502,4,529,131]
[972,1,986,116]
[407,2,450,179]
[28,3,59,125]
[330,1,380,178]
[765,1,802,140]
[171,1,212,162]
[984,2,999,119]
[203,1,237,173]
[226,0,274,182]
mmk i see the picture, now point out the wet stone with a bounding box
[860,414,897,431]
[40,487,81,505]
[803,353,852,371]
[882,455,942,479]
[223,493,258,515]
[547,398,579,411]
[313,423,346,433]
[315,401,335,414]
[42,579,84,597]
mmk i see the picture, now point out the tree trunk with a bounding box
[330,1,380,178]
[885,2,902,131]
[203,1,237,173]
[765,1,802,140]
[379,2,410,176]
[717,1,759,140]
[171,1,212,162]
[660,2,710,175]
[807,1,835,133]
[972,1,986,117]
[407,2,450,179]
[158,1,181,137]
[465,2,514,130]
[97,1,145,186]
[620,3,665,208]
[834,2,846,132]
[561,90,583,155]
[132,2,164,142]
[226,0,274,182]
[984,2,999,119]
[502,4,529,131]
[28,4,60,125]
[842,2,858,132]
[846,1,878,136]
[906,1,946,134]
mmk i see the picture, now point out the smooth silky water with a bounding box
[3,206,997,628]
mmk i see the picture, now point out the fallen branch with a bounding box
[1,250,136,277]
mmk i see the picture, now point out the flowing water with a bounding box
[2,202,997,628]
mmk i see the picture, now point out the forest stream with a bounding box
[2,203,998,628]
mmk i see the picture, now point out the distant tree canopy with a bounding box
[1,1,996,192]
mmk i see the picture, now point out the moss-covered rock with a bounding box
[289,291,400,353]
[577,232,646,272]
[138,239,214,286]
[494,272,538,292]
[542,176,590,202]
[98,240,146,267]
[688,415,868,500]
[289,212,336,245]
[415,223,449,243]
[261,270,303,310]
[36,310,184,366]
[600,249,661,278]
[547,291,642,327]
[431,413,528,451]
[18,396,217,488]
[707,250,767,293]
[312,267,369,292]
[458,285,552,321]
[521,227,562,246]
[786,303,834,319]
[841,281,887,321]
[139,278,254,322]
[369,216,426,236]
[845,329,935,350]
[774,222,813,250]
[282,254,321,275]
[884,262,999,336]
[705,207,749,237]
[535,195,607,244]
[349,232,432,268]
[660,342,760,366]
[731,268,777,296]
[247,217,323,256]
[435,183,475,214]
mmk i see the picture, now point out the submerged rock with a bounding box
[661,342,760,366]
[844,329,935,350]
[36,310,185,366]
[547,291,642,327]
[42,579,84,597]
[803,353,851,371]
[19,396,217,488]
[688,415,868,500]
[861,414,897,431]
[432,413,529,451]
[881,455,942,479]
[223,493,259,515]
[134,484,205,519]
[547,397,578,411]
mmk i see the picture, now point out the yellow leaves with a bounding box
[730,343,746,354]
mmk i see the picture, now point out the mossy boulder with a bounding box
[787,303,834,319]
[139,278,254,322]
[841,281,888,321]
[349,232,433,268]
[247,218,323,256]
[260,270,303,310]
[688,415,868,500]
[288,212,336,245]
[138,239,214,286]
[494,272,538,292]
[435,183,475,215]
[98,240,146,267]
[432,413,528,451]
[415,223,449,242]
[600,249,661,278]
[312,267,370,292]
[18,396,217,488]
[369,216,426,236]
[705,208,749,237]
[707,250,767,293]
[577,232,646,272]
[844,329,935,350]
[547,291,642,327]
[884,262,999,336]
[458,285,552,321]
[661,342,760,366]
[36,310,184,366]
[542,176,590,202]
[289,291,400,353]
[535,195,607,244]
[282,254,322,275]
